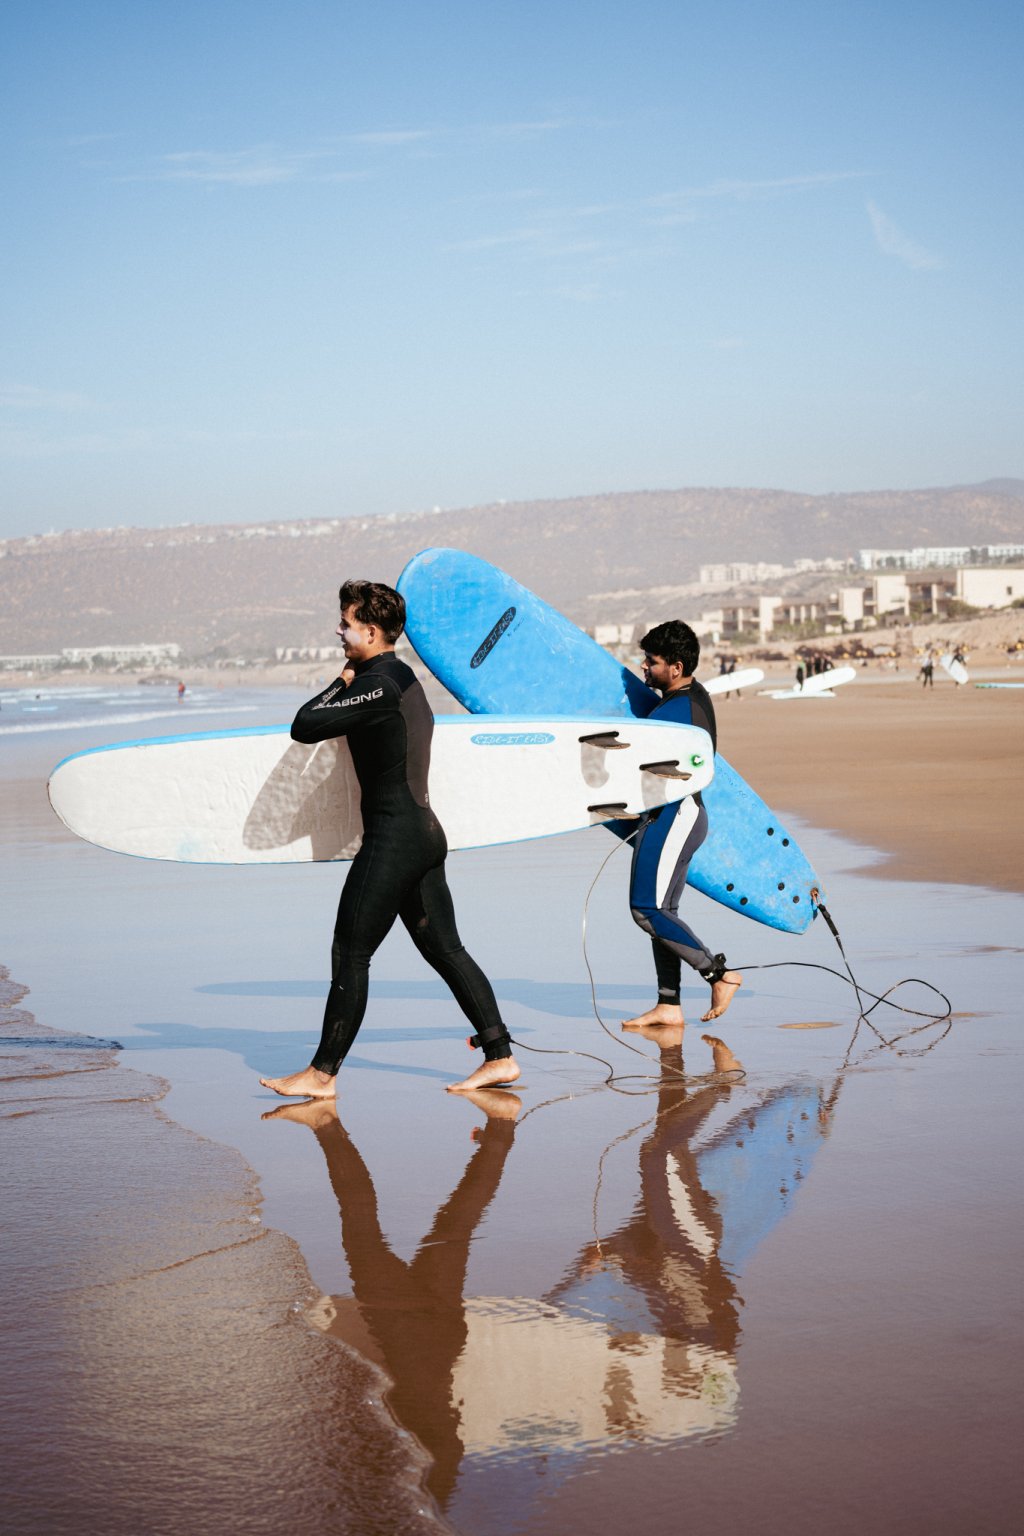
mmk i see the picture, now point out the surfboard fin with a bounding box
[578,731,630,750]
[640,760,692,780]
[588,802,641,820]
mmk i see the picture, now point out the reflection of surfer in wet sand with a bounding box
[548,1028,745,1403]
[623,622,742,1034]
[263,1090,520,1510]
[260,580,517,1100]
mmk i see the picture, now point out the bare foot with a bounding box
[447,1056,522,1094]
[462,1087,523,1123]
[622,1002,685,1030]
[701,971,742,1021]
[259,1066,337,1099]
[261,1098,339,1130]
[702,1033,744,1073]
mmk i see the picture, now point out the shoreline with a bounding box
[5,666,1021,896]
[0,965,444,1534]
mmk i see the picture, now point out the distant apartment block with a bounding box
[700,568,1024,639]
[275,646,349,662]
[0,642,182,671]
[63,643,181,665]
[699,558,847,585]
[858,544,1024,570]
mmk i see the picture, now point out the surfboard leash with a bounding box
[512,825,747,1095]
[510,829,954,1094]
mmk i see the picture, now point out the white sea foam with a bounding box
[0,705,259,736]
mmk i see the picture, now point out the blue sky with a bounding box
[2,0,1021,538]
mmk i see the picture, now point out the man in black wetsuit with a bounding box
[260,580,518,1100]
[622,620,742,1032]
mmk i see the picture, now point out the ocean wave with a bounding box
[0,705,260,735]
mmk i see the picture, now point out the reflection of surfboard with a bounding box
[940,653,969,685]
[761,665,857,700]
[705,667,764,696]
[47,715,712,864]
[397,548,822,933]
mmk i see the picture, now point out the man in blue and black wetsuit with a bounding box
[623,620,743,1031]
[260,580,517,1100]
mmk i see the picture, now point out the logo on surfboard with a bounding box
[470,607,516,668]
[470,732,555,746]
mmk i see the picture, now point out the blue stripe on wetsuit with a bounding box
[628,683,717,991]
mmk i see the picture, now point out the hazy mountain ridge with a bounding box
[2,482,1022,657]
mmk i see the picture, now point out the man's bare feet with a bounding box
[446,1055,522,1094]
[702,1033,744,1073]
[258,1066,337,1099]
[261,1098,339,1129]
[622,1002,685,1030]
[701,971,742,1021]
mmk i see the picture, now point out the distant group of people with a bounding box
[918,645,968,688]
[794,652,834,690]
[715,654,742,699]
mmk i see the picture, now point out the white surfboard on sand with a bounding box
[761,665,857,700]
[47,715,714,864]
[939,653,969,685]
[704,667,764,696]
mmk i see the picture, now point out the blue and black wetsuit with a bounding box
[629,679,724,1002]
[291,652,510,1074]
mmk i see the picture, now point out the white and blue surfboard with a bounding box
[397,548,822,934]
[47,714,712,864]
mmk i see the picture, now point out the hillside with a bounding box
[2,481,1022,658]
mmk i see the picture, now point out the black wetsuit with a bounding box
[291,652,510,1073]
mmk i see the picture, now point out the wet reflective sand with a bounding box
[2,686,1022,1533]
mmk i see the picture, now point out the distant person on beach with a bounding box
[919,651,935,688]
[622,620,742,1033]
[260,580,516,1101]
[177,680,186,699]
[795,660,805,690]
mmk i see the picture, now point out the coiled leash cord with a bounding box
[510,828,954,1094]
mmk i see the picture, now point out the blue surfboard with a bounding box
[398,548,822,933]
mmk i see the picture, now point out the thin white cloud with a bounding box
[146,147,369,187]
[651,170,868,222]
[866,200,943,270]
[0,384,97,412]
[346,129,436,147]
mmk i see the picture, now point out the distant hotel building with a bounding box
[699,567,1024,641]
[858,544,1024,570]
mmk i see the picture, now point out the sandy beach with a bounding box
[2,676,1022,1534]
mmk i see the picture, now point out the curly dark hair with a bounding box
[338,580,406,643]
[640,619,700,675]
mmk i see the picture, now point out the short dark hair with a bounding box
[640,620,700,675]
[338,580,406,643]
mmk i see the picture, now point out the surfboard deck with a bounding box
[48,714,713,864]
[939,653,969,685]
[705,667,764,696]
[761,665,857,700]
[397,548,822,933]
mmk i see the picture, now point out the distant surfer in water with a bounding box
[623,620,742,1031]
[260,580,517,1100]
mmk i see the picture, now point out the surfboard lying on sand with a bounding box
[761,665,857,700]
[47,715,713,864]
[397,549,822,934]
[705,667,765,696]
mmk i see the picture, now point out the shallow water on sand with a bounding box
[2,690,1022,1533]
